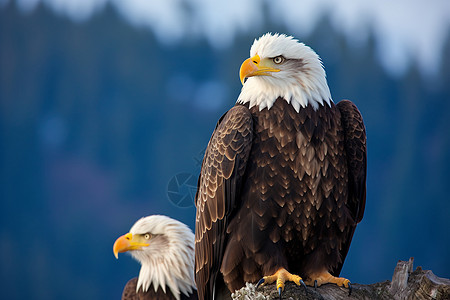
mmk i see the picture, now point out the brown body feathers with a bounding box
[195,98,366,299]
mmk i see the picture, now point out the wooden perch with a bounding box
[231,258,450,300]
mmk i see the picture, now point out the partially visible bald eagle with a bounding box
[113,215,198,300]
[195,33,366,299]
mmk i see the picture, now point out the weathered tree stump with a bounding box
[231,258,450,300]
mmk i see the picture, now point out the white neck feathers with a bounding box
[130,216,196,300]
[237,74,331,112]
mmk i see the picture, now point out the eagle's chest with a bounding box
[248,112,322,201]
[241,99,346,238]
[248,99,340,182]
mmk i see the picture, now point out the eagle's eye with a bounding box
[144,233,151,240]
[273,56,285,64]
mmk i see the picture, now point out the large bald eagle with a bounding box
[195,33,366,299]
[113,215,198,300]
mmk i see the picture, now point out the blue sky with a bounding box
[4,0,450,76]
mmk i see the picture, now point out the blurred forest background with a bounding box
[1,1,449,299]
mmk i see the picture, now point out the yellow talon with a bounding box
[276,276,284,291]
[306,270,350,288]
[257,268,306,293]
[306,271,353,296]
[335,277,350,288]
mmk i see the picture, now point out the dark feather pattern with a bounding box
[121,278,198,300]
[195,105,253,300]
[333,99,367,276]
[195,98,366,298]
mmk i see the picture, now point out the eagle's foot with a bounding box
[256,268,307,298]
[306,271,352,296]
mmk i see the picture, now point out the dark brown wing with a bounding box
[334,99,367,276]
[121,278,139,300]
[121,277,198,300]
[195,105,253,300]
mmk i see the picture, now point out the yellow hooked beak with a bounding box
[113,233,150,259]
[239,54,281,85]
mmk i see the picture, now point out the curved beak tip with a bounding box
[113,242,120,259]
[113,234,129,259]
[239,57,258,86]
